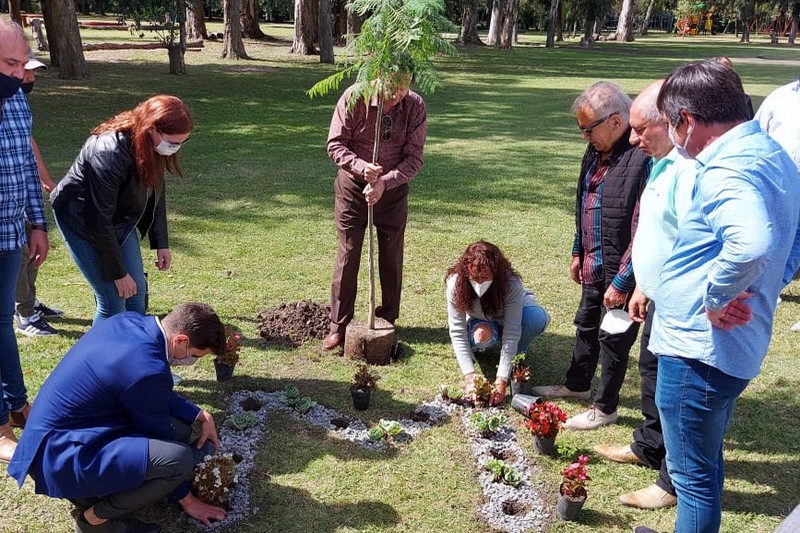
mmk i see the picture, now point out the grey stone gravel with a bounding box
[190,390,550,533]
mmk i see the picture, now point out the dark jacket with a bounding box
[51,131,168,281]
[574,128,649,289]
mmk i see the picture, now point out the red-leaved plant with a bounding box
[521,401,567,438]
[216,325,242,366]
[560,454,591,500]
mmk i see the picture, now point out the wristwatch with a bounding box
[30,223,46,232]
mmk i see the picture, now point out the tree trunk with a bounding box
[457,0,483,44]
[639,0,655,35]
[738,0,753,43]
[487,0,504,45]
[499,0,518,48]
[8,0,22,25]
[40,0,59,67]
[291,0,318,54]
[50,0,88,79]
[222,0,249,58]
[614,0,635,41]
[789,1,799,44]
[556,2,563,41]
[318,0,334,63]
[168,0,187,74]
[331,0,347,45]
[242,0,265,39]
[346,2,361,44]
[186,0,208,41]
[545,0,559,47]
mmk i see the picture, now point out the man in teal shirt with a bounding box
[638,60,800,533]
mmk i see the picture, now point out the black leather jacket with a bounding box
[51,131,168,281]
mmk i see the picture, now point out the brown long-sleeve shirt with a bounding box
[327,84,427,190]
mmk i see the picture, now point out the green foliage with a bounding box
[439,383,463,401]
[226,411,258,430]
[294,396,316,413]
[484,459,521,486]
[281,384,301,403]
[470,412,507,436]
[307,0,457,105]
[368,419,404,441]
[281,384,316,413]
[352,364,379,390]
[471,375,494,406]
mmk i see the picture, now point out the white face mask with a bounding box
[470,279,493,297]
[155,139,182,156]
[168,341,201,366]
[668,121,694,159]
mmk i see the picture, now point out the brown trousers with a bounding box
[330,175,408,333]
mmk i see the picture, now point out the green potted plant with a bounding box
[557,454,591,521]
[214,325,242,382]
[520,401,567,455]
[351,364,379,410]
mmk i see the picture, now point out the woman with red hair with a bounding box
[52,95,192,324]
[446,241,550,405]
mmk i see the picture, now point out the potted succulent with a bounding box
[214,325,242,382]
[510,353,533,396]
[520,400,567,455]
[557,454,591,521]
[351,364,378,410]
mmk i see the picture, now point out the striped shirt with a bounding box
[575,158,607,285]
[0,90,46,251]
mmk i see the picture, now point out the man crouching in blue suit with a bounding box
[8,303,229,532]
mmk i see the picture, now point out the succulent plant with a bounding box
[484,458,521,487]
[225,411,257,430]
[282,384,301,405]
[368,419,403,441]
[471,412,507,437]
[294,396,316,414]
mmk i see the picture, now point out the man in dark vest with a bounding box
[532,81,649,430]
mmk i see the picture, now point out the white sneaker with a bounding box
[171,373,183,386]
[790,320,800,332]
[564,405,618,430]
[530,384,591,400]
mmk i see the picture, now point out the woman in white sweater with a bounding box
[446,241,550,405]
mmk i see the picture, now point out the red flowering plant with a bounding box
[521,401,567,438]
[560,454,591,500]
[215,325,243,367]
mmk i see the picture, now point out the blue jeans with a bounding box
[656,355,749,533]
[0,248,27,425]
[55,215,147,325]
[468,304,550,353]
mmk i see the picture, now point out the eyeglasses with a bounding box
[579,113,618,136]
[158,130,188,148]
[380,114,392,142]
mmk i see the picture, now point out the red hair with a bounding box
[92,94,192,188]
[445,241,521,316]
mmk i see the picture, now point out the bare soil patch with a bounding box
[257,300,330,348]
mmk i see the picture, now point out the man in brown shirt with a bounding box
[323,71,427,349]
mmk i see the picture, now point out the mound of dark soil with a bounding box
[257,300,331,348]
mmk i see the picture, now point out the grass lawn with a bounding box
[0,23,798,533]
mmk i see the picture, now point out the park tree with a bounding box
[291,0,318,54]
[242,0,266,38]
[638,0,659,34]
[457,0,484,44]
[499,0,520,47]
[614,0,636,40]
[789,0,799,44]
[186,0,208,41]
[736,0,754,41]
[546,0,559,47]
[308,0,455,330]
[319,0,335,62]
[8,0,21,25]
[487,0,504,44]
[46,0,89,78]
[222,0,249,58]
[119,0,190,73]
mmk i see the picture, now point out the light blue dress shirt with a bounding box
[650,121,800,380]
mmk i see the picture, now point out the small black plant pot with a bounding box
[510,379,532,397]
[350,387,371,410]
[214,361,235,382]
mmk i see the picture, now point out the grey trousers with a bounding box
[70,418,199,519]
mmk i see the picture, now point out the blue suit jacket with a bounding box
[8,313,200,498]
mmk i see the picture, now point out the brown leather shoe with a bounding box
[620,484,677,509]
[0,421,18,464]
[593,443,644,465]
[323,332,344,350]
[10,402,31,428]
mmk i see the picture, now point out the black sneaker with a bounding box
[16,312,58,336]
[74,514,161,533]
[34,299,64,318]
